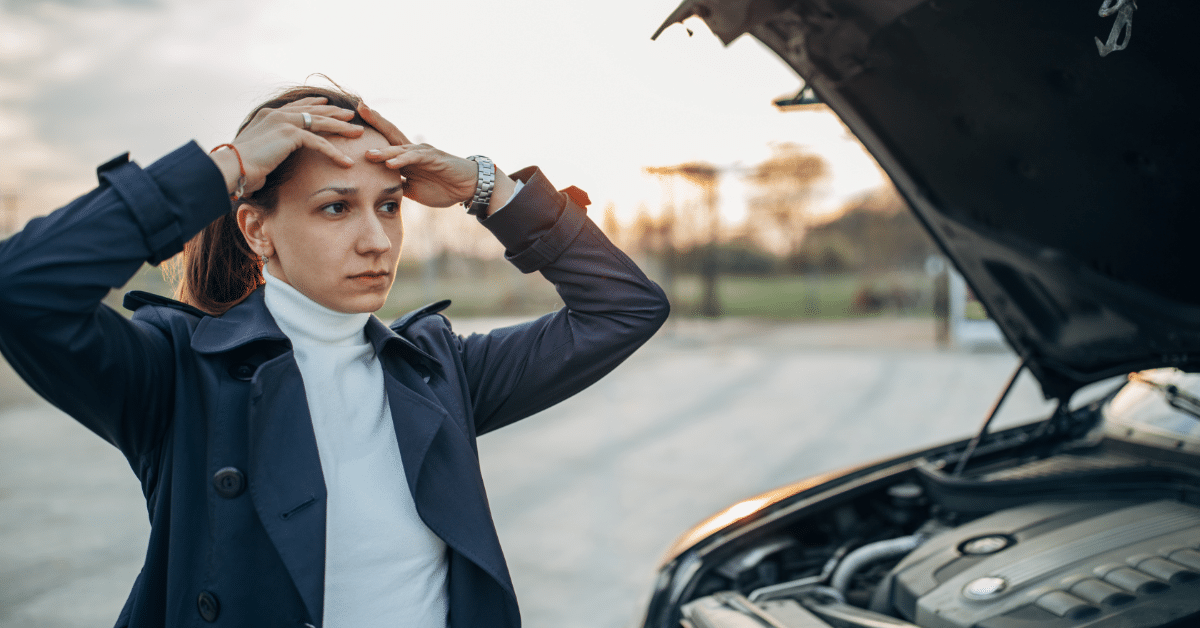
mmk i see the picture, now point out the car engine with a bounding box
[678,488,1200,628]
[664,376,1200,628]
[883,499,1200,628]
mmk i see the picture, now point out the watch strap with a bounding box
[463,155,495,216]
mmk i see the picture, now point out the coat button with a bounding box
[197,590,220,622]
[414,365,431,383]
[230,363,255,381]
[212,467,245,498]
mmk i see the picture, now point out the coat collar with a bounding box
[190,288,443,369]
[191,289,286,354]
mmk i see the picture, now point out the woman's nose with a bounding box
[355,213,393,255]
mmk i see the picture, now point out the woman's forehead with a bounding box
[287,132,404,196]
[326,126,390,151]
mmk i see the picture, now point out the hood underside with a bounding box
[657,0,1200,400]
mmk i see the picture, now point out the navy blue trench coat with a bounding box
[0,142,670,628]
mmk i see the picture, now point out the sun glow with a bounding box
[0,0,887,235]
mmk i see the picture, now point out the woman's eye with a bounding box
[379,201,401,215]
[320,202,348,215]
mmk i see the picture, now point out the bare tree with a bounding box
[655,202,678,304]
[400,200,504,303]
[744,144,828,263]
[646,162,721,316]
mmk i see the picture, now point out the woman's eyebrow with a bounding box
[309,186,356,199]
[308,184,402,199]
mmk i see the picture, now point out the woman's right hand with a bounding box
[209,96,364,198]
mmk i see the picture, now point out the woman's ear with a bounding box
[236,204,274,259]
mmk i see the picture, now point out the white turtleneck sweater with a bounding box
[263,271,448,628]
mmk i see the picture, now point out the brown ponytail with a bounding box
[171,214,263,315]
[170,82,369,315]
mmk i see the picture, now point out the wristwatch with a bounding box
[462,155,495,217]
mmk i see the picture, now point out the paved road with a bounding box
[0,317,1053,628]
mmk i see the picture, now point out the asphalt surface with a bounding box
[0,317,1055,628]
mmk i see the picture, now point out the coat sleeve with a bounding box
[0,142,231,460]
[455,167,671,435]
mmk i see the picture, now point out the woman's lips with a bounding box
[348,271,390,287]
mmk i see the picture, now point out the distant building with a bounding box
[948,269,1007,351]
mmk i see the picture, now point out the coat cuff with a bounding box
[96,141,231,265]
[478,166,588,274]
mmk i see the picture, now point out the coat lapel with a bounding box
[246,354,328,624]
[191,291,515,618]
[192,290,328,623]
[382,356,517,599]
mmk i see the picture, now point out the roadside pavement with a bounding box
[0,317,1049,628]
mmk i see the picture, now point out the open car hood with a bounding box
[656,0,1200,400]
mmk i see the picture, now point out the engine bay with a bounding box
[674,453,1200,628]
[659,371,1200,628]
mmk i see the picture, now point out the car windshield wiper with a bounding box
[1128,371,1200,420]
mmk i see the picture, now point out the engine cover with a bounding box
[886,500,1200,628]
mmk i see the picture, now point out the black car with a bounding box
[642,1,1200,627]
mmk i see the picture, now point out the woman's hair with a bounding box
[170,83,371,315]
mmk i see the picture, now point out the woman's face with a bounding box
[254,128,405,314]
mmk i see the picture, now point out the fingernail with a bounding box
[366,149,381,156]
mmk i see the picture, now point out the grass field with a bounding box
[663,272,934,319]
[103,263,936,321]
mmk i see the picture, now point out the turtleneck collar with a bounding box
[263,270,371,347]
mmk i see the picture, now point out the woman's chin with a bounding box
[326,292,389,315]
[321,278,394,314]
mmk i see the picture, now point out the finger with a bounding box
[383,152,425,170]
[274,98,355,123]
[358,103,411,146]
[380,147,438,171]
[300,133,355,167]
[364,144,435,166]
[279,96,329,109]
[363,146,405,162]
[385,146,469,175]
[298,104,357,121]
[304,113,365,138]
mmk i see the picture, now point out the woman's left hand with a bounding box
[358,103,514,210]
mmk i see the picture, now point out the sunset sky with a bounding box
[0,0,884,229]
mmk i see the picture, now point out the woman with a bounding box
[0,85,669,628]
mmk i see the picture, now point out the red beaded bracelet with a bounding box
[210,143,247,201]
